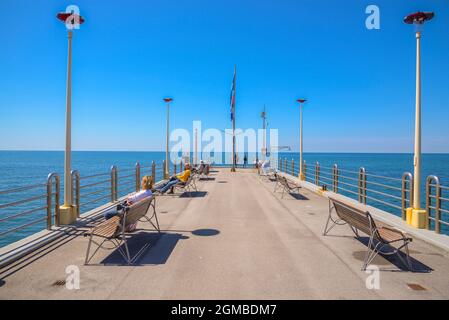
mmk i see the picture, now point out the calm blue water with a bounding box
[0,151,448,247]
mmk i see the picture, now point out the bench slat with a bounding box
[88,216,121,238]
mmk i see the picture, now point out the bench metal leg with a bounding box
[323,204,346,236]
[403,243,413,271]
[144,211,161,233]
[84,236,110,265]
[363,243,383,271]
[394,241,414,271]
[84,234,93,265]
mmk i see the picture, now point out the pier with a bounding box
[1,168,449,299]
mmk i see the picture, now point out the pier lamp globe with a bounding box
[403,11,434,229]
[296,99,307,181]
[163,98,173,179]
[56,10,85,225]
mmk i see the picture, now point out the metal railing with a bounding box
[0,160,170,247]
[280,157,449,235]
[426,176,449,234]
[72,161,166,217]
[281,157,414,222]
[0,173,60,243]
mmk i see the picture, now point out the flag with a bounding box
[230,67,236,121]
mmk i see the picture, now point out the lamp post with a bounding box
[194,128,198,166]
[163,98,173,178]
[296,99,307,180]
[404,11,434,228]
[261,106,267,161]
[57,11,84,225]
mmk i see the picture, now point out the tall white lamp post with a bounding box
[404,11,434,229]
[163,98,173,178]
[57,11,84,225]
[296,99,307,180]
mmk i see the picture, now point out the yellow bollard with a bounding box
[406,207,427,229]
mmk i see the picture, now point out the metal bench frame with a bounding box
[278,176,302,199]
[323,197,413,271]
[84,195,160,265]
[172,175,198,197]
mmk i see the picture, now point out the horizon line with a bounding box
[1,150,449,155]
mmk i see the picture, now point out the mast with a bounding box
[231,65,236,172]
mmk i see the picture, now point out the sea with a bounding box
[0,151,448,247]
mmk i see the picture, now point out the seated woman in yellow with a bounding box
[155,163,191,194]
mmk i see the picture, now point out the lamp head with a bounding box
[163,98,173,103]
[57,12,85,25]
[404,11,434,24]
[296,99,307,104]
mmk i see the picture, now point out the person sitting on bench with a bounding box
[198,160,205,175]
[104,175,154,221]
[156,163,191,194]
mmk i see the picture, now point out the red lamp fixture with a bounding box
[163,98,173,103]
[404,12,434,24]
[57,12,85,25]
[296,99,307,104]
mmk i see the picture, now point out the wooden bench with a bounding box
[84,195,160,265]
[323,197,413,271]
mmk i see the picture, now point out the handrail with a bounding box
[47,173,60,227]
[0,173,61,243]
[71,170,80,218]
[79,172,110,180]
[358,167,367,204]
[0,183,47,196]
[332,164,338,193]
[282,157,415,228]
[0,206,48,224]
[426,175,442,233]
[0,194,47,210]
[135,162,141,193]
[402,172,413,220]
[0,161,170,247]
[111,165,118,202]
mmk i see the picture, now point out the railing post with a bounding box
[162,160,167,179]
[46,176,52,230]
[358,167,367,204]
[47,173,60,228]
[333,164,339,193]
[135,162,141,192]
[71,170,80,218]
[315,161,320,186]
[291,159,294,176]
[284,158,287,173]
[174,162,177,175]
[151,161,156,183]
[426,175,441,233]
[402,172,413,221]
[111,166,117,202]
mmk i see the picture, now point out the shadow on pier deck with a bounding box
[0,168,448,299]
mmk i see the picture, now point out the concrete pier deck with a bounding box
[1,168,449,299]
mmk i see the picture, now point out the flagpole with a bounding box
[231,65,236,172]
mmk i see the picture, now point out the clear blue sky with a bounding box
[0,0,448,152]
